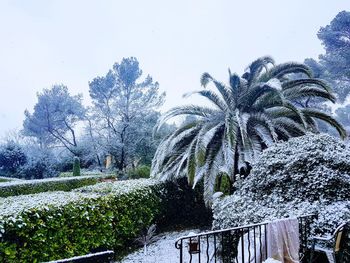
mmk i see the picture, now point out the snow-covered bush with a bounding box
[18,147,59,179]
[0,175,107,197]
[127,165,151,179]
[0,179,164,262]
[0,141,60,179]
[213,133,350,235]
[0,141,26,177]
[76,178,159,195]
[0,191,98,219]
[0,176,21,183]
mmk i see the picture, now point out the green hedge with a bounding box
[0,178,210,262]
[0,176,106,198]
[0,179,162,262]
[0,177,22,183]
[0,179,9,183]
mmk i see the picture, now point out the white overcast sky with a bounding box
[0,0,350,137]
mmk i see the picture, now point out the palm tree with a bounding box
[151,56,346,205]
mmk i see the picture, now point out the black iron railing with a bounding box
[175,214,317,263]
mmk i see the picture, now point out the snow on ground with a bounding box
[119,228,215,263]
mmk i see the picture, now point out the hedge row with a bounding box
[0,179,163,262]
[0,175,112,197]
[0,177,22,183]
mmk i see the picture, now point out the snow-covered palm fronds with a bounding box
[151,56,346,205]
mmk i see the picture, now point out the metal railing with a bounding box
[175,214,317,263]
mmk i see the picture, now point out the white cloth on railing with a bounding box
[266,218,300,263]
[236,218,300,263]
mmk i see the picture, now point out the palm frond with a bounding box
[200,72,213,87]
[187,140,197,185]
[302,109,347,139]
[201,73,234,109]
[228,72,241,101]
[238,82,282,110]
[244,56,275,84]
[261,62,312,81]
[272,117,307,137]
[155,105,217,132]
[282,78,332,93]
[283,86,336,103]
[184,90,227,111]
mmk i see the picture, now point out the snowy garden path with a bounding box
[119,228,214,263]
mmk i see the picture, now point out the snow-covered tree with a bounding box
[212,133,350,235]
[89,57,165,170]
[318,11,350,101]
[23,85,85,155]
[304,11,350,104]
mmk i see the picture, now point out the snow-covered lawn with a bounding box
[119,228,213,263]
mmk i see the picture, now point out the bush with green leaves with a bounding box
[77,177,212,230]
[0,179,163,262]
[0,175,103,197]
[212,133,350,235]
[127,165,151,179]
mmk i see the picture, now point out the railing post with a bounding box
[198,236,201,263]
[180,239,183,263]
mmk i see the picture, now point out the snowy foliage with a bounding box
[75,178,161,195]
[0,178,159,219]
[89,57,165,170]
[0,140,59,179]
[0,191,97,219]
[0,141,26,176]
[0,176,21,182]
[0,174,102,187]
[213,133,350,235]
[23,85,85,154]
[0,178,164,262]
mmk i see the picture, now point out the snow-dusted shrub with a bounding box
[76,178,159,195]
[0,175,106,197]
[18,147,59,179]
[213,133,350,235]
[0,176,21,183]
[0,141,26,177]
[0,179,164,262]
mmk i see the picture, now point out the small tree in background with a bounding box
[73,156,81,177]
